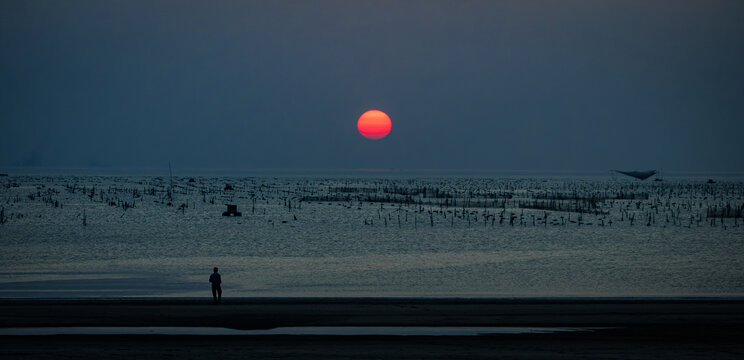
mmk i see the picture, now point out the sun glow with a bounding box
[357,110,392,140]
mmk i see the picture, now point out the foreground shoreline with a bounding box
[2,298,743,359]
[4,295,744,302]
[3,297,744,327]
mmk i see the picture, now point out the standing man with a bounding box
[209,267,222,304]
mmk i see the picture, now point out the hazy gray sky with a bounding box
[1,1,742,172]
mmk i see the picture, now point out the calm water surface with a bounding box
[1,174,742,297]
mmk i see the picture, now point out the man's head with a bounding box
[213,267,218,273]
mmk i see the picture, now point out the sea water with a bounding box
[0,326,604,336]
[1,173,742,297]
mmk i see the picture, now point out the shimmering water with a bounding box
[0,326,604,336]
[1,174,742,297]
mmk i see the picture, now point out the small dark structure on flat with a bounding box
[222,204,242,216]
[614,170,657,181]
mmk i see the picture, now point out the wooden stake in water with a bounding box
[168,162,174,201]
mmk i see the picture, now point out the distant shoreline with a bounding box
[2,167,744,178]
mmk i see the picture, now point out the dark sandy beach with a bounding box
[1,298,743,359]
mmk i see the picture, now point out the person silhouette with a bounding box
[209,267,222,304]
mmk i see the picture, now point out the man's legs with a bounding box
[212,286,218,303]
[216,286,222,303]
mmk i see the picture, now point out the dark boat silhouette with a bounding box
[614,170,657,180]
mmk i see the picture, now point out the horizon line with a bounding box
[1,166,743,177]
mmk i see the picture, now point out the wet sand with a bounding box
[1,298,743,359]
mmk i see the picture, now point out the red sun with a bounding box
[357,110,392,140]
